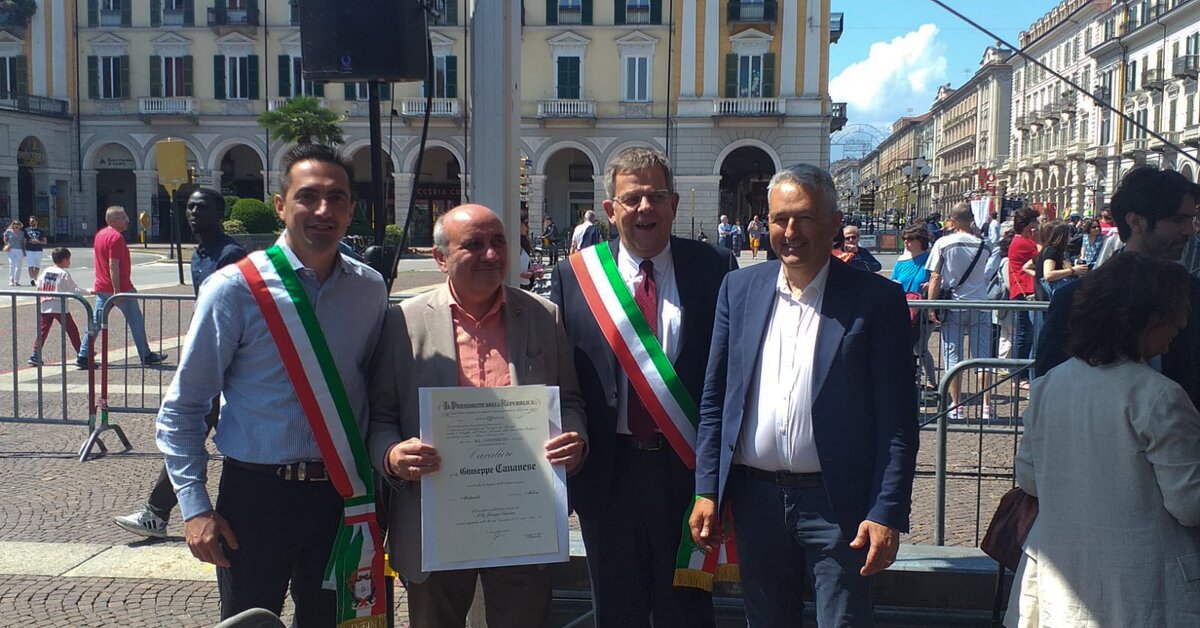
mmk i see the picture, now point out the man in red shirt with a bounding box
[1007,208,1041,386]
[76,206,166,368]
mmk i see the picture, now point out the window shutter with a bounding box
[213,55,226,100]
[650,0,662,24]
[557,58,568,98]
[119,56,130,98]
[545,0,557,25]
[150,55,162,98]
[614,0,625,25]
[582,0,592,24]
[445,0,457,25]
[724,53,738,98]
[247,55,259,99]
[248,0,259,14]
[183,0,194,25]
[151,0,161,26]
[121,0,132,26]
[377,82,390,100]
[183,56,194,96]
[88,56,98,99]
[446,56,458,98]
[345,83,356,100]
[314,82,325,97]
[764,0,776,22]
[278,55,291,97]
[14,55,28,95]
[762,53,775,97]
[88,0,98,27]
[727,1,738,22]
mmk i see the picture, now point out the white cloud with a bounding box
[830,23,948,127]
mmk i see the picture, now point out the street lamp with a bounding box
[860,175,881,231]
[1083,176,1104,217]
[901,157,931,223]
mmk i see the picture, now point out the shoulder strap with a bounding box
[954,240,987,291]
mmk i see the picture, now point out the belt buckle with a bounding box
[276,464,292,481]
[296,461,307,481]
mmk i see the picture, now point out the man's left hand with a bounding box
[849,520,899,576]
[545,432,585,473]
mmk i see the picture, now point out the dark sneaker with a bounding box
[75,357,90,369]
[141,352,168,366]
[27,356,42,367]
[113,508,168,539]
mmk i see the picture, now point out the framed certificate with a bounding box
[418,385,570,572]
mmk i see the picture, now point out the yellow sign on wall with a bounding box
[156,138,189,201]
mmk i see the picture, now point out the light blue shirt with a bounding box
[157,238,388,520]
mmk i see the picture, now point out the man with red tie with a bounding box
[551,147,737,627]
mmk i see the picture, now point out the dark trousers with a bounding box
[406,565,550,628]
[727,467,874,628]
[31,312,81,356]
[1010,296,1034,382]
[576,444,715,628]
[215,461,343,627]
[146,400,220,520]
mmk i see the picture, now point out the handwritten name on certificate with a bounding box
[419,385,569,572]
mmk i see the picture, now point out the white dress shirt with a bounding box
[615,241,682,435]
[735,261,830,473]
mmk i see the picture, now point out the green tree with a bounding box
[256,96,345,146]
[230,198,280,234]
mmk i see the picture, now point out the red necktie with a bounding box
[627,260,658,443]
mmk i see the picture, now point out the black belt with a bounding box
[734,464,822,489]
[616,433,667,451]
[225,458,330,482]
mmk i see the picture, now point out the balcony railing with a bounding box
[831,12,843,43]
[162,8,186,26]
[0,10,28,29]
[831,101,847,132]
[1141,68,1166,91]
[139,97,196,115]
[728,1,776,22]
[0,92,70,116]
[401,97,460,117]
[1150,131,1182,152]
[1174,55,1199,79]
[537,99,595,118]
[267,97,328,111]
[556,5,583,24]
[208,6,259,26]
[99,8,122,26]
[714,97,784,116]
[1121,137,1149,155]
[1092,85,1111,105]
[625,5,651,24]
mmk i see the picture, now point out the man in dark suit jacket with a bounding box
[1036,166,1200,407]
[690,164,919,627]
[551,147,736,627]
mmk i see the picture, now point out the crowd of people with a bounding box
[41,138,1188,628]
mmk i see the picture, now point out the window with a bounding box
[0,56,24,97]
[287,57,321,97]
[227,55,251,99]
[100,0,124,26]
[738,54,762,98]
[427,55,458,98]
[739,0,765,21]
[623,56,649,102]
[431,0,457,26]
[1127,59,1138,91]
[162,56,185,97]
[161,0,188,26]
[98,56,125,99]
[556,56,581,99]
[558,0,582,24]
[626,0,650,24]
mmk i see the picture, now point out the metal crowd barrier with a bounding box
[0,289,105,461]
[907,299,1049,546]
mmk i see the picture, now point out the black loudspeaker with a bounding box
[299,0,428,82]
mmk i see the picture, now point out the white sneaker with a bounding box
[947,407,963,422]
[113,508,168,539]
[982,405,995,422]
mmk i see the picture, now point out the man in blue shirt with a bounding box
[114,187,247,539]
[156,145,388,625]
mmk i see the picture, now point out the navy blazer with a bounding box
[694,259,920,535]
[551,236,737,517]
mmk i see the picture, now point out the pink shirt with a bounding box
[449,284,511,388]
[1008,235,1038,299]
[93,226,132,293]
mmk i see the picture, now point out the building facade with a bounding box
[0,0,846,245]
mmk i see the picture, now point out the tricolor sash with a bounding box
[569,244,738,590]
[237,246,386,627]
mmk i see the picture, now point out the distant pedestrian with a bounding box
[76,206,168,368]
[747,215,763,258]
[27,248,85,367]
[23,216,47,285]
[1079,218,1106,268]
[840,224,882,272]
[571,210,599,255]
[731,218,743,256]
[4,219,25,286]
[891,224,936,391]
[717,214,734,249]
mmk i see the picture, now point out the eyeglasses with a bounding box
[844,235,859,241]
[613,190,672,207]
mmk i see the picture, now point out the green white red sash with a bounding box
[569,244,738,590]
[237,246,386,627]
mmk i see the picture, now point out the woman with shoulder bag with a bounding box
[1031,221,1088,301]
[1007,209,1041,388]
[891,224,937,391]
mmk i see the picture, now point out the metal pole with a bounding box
[369,82,386,247]
[171,190,184,284]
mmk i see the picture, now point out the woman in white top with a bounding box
[1006,251,1200,628]
[3,219,25,286]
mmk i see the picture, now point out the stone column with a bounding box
[527,174,547,227]
[394,172,414,229]
[134,169,160,242]
[673,175,722,239]
[76,169,98,238]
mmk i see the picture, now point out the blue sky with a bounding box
[829,1,1065,158]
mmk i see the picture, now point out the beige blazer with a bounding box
[366,283,587,583]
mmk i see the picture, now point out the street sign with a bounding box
[156,139,189,200]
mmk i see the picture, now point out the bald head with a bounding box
[434,204,502,255]
[432,204,508,304]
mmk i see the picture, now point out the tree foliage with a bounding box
[256,96,345,146]
[229,198,280,234]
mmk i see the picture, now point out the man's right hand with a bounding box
[688,496,721,553]
[184,511,238,568]
[385,438,441,481]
